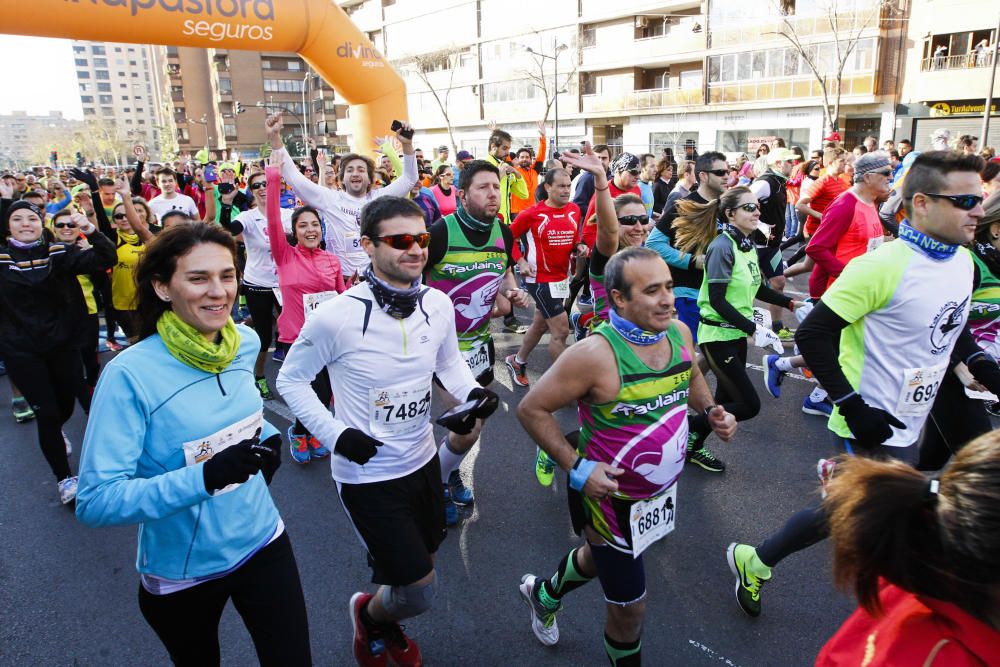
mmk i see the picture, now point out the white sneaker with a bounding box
[63,430,72,456]
[58,476,78,505]
[519,574,560,646]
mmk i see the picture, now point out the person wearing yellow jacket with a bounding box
[511,121,548,220]
[484,127,528,224]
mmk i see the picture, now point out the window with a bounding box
[138,119,145,125]
[581,25,597,48]
[94,57,107,67]
[121,95,129,101]
[114,47,122,53]
[263,78,305,93]
[224,123,237,137]
[178,128,189,141]
[136,107,144,113]
[218,78,232,93]
[96,70,109,80]
[262,59,271,69]
[124,107,131,112]
[288,61,301,71]
[125,119,133,125]
[131,72,138,78]
[97,83,111,92]
[79,83,92,91]
[640,68,670,90]
[80,96,94,103]
[582,72,596,95]
[637,18,668,39]
[679,68,703,89]
[99,95,113,104]
[120,83,127,88]
[91,46,105,55]
[116,59,125,65]
[83,108,96,116]
[75,58,88,67]
[166,46,179,56]
[482,79,539,103]
[101,106,114,116]
[77,71,91,79]
[129,60,137,66]
[73,45,86,54]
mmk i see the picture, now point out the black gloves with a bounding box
[968,354,1000,396]
[443,388,500,435]
[69,167,98,191]
[252,434,282,485]
[838,394,906,451]
[335,428,383,465]
[202,437,264,493]
[468,387,500,420]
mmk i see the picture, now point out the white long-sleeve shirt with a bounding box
[274,148,418,276]
[275,281,479,484]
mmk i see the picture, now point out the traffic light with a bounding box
[50,150,58,164]
[235,101,245,114]
[75,152,83,167]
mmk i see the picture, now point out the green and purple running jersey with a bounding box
[425,214,508,352]
[969,252,1000,358]
[578,321,691,552]
[588,247,611,327]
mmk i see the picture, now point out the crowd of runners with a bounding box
[2,112,1000,666]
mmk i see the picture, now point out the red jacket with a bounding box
[817,582,1000,667]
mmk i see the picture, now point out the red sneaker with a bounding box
[382,622,423,667]
[349,593,388,666]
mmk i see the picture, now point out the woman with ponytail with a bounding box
[817,430,1000,665]
[76,223,311,665]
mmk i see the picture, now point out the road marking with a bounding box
[688,639,746,666]
[263,398,296,424]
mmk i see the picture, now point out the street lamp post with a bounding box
[980,10,1000,147]
[526,41,568,157]
[256,101,307,156]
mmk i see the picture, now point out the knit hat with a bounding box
[4,200,44,222]
[853,151,892,182]
[456,150,473,161]
[611,152,640,174]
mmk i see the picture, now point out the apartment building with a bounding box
[156,47,346,159]
[894,0,999,150]
[0,111,81,168]
[340,0,900,158]
[71,41,169,160]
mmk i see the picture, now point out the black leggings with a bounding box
[6,347,82,481]
[244,284,280,354]
[564,256,592,312]
[78,314,101,412]
[293,368,332,439]
[138,532,311,667]
[690,338,760,443]
[917,371,993,471]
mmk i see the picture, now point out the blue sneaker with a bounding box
[443,485,459,526]
[272,346,287,363]
[287,426,311,464]
[448,469,474,506]
[307,435,331,459]
[763,354,785,398]
[802,396,833,417]
[578,293,594,307]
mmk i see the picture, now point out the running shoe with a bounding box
[774,326,796,342]
[255,377,274,401]
[505,354,529,387]
[11,397,34,423]
[504,319,530,335]
[570,312,588,342]
[687,446,725,472]
[448,469,474,506]
[727,543,768,617]
[802,396,834,417]
[381,621,422,667]
[817,458,837,498]
[348,592,389,667]
[287,427,310,464]
[985,400,1000,418]
[534,448,555,487]
[443,485,459,526]
[272,346,287,363]
[63,430,72,456]
[578,293,594,307]
[763,354,785,399]
[519,574,561,646]
[307,436,331,459]
[58,476,79,505]
[104,338,124,352]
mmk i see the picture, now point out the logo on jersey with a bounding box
[929,296,969,355]
[447,274,504,333]
[610,405,689,487]
[610,389,690,418]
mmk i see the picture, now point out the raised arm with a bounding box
[379,122,418,198]
[561,145,616,257]
[114,177,154,245]
[266,112,337,210]
[265,159,291,266]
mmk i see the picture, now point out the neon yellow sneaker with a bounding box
[534,448,555,487]
[727,543,770,617]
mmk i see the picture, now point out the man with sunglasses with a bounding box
[727,151,1000,619]
[426,160,530,522]
[277,196,499,667]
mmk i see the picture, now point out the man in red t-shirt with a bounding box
[796,149,851,236]
[504,167,584,387]
[582,152,643,248]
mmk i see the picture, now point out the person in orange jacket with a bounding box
[816,430,1000,667]
[510,121,548,220]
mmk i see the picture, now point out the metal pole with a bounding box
[554,48,559,157]
[980,12,1000,146]
[303,71,310,144]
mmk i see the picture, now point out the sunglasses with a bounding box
[54,222,78,229]
[617,215,647,226]
[921,193,984,211]
[626,169,641,177]
[372,232,431,250]
[703,169,728,177]
[113,213,128,220]
[250,181,266,190]
[730,203,760,213]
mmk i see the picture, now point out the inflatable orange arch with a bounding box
[3,0,407,152]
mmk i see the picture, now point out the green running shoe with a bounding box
[534,448,555,487]
[727,542,769,617]
[12,397,35,424]
[775,326,796,342]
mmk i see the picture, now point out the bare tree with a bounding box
[768,0,895,134]
[517,46,579,124]
[402,47,467,155]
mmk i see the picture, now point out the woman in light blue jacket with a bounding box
[76,223,311,666]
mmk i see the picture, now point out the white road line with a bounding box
[263,398,296,423]
[687,639,746,666]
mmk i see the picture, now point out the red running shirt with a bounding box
[510,200,582,283]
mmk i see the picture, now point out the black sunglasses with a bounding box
[617,215,647,226]
[702,169,728,177]
[729,203,760,213]
[626,168,641,177]
[921,193,983,211]
[113,213,128,220]
[372,232,431,250]
[54,222,78,229]
[250,181,266,190]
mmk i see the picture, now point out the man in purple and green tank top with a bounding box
[424,160,530,524]
[516,247,736,666]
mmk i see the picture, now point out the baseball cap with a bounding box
[219,162,236,172]
[611,152,640,174]
[438,145,449,152]
[456,150,474,161]
[768,148,797,164]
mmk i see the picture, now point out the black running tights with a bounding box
[689,338,760,442]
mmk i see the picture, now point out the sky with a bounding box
[0,36,83,119]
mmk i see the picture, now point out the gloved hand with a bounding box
[251,433,282,485]
[838,394,906,451]
[968,355,1000,396]
[754,325,785,354]
[334,428,383,465]
[202,438,264,493]
[793,300,815,324]
[69,167,98,191]
[468,387,499,420]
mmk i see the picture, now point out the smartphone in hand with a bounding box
[390,120,414,140]
[204,164,218,183]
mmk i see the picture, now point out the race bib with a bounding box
[629,482,677,558]
[369,383,432,437]
[895,363,948,417]
[752,307,772,332]
[344,230,361,250]
[462,342,491,377]
[867,236,885,253]
[303,291,338,321]
[182,411,263,495]
[549,279,570,299]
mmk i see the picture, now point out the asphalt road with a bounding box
[0,271,859,666]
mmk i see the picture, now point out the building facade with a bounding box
[0,111,81,169]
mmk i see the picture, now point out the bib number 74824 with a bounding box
[369,384,432,437]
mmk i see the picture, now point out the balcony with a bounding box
[710,11,879,50]
[911,56,999,103]
[581,25,705,70]
[581,87,703,113]
[707,72,874,105]
[580,0,700,23]
[921,51,995,72]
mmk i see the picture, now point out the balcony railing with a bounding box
[921,51,995,72]
[581,87,703,113]
[707,72,874,104]
[710,12,878,49]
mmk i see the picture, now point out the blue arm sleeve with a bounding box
[645,227,692,270]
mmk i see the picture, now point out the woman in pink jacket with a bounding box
[265,158,347,464]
